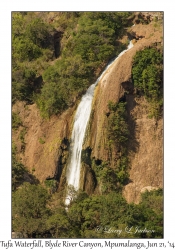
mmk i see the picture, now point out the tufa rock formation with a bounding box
[85,19,163,203]
[12,101,74,183]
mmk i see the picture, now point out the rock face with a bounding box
[12,101,75,183]
[89,22,162,159]
[86,20,163,203]
[122,95,163,203]
[79,163,97,195]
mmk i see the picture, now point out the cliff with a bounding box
[87,19,163,203]
[12,13,163,203]
[12,101,75,182]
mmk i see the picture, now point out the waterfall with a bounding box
[65,41,133,206]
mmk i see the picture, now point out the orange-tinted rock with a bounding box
[12,101,74,182]
[87,21,163,202]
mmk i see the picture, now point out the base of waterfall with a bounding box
[65,195,71,207]
[64,184,79,207]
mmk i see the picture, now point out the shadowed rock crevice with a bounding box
[54,31,63,58]
[80,147,97,194]
[126,94,140,154]
[80,163,97,195]
[121,80,134,94]
[54,138,70,183]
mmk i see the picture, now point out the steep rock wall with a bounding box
[12,101,75,183]
[123,95,163,203]
[86,21,163,202]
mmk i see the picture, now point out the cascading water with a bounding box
[65,40,133,206]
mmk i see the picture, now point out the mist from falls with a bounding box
[65,41,133,206]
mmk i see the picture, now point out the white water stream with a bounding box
[65,41,133,206]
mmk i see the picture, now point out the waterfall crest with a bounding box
[65,41,133,206]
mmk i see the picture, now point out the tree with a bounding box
[137,189,163,238]
[35,81,68,118]
[46,207,71,238]
[12,182,50,237]
[12,142,27,191]
[12,12,54,104]
[24,18,53,49]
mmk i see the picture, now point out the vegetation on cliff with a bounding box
[12,11,132,117]
[12,12,163,239]
[12,142,39,191]
[132,46,163,119]
[12,12,54,104]
[12,142,27,191]
[90,101,130,194]
[107,101,130,185]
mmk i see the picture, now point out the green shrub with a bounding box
[35,82,68,118]
[107,101,130,185]
[39,137,45,144]
[108,101,129,148]
[12,112,22,129]
[19,127,26,143]
[12,142,27,191]
[12,182,50,237]
[132,47,163,119]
